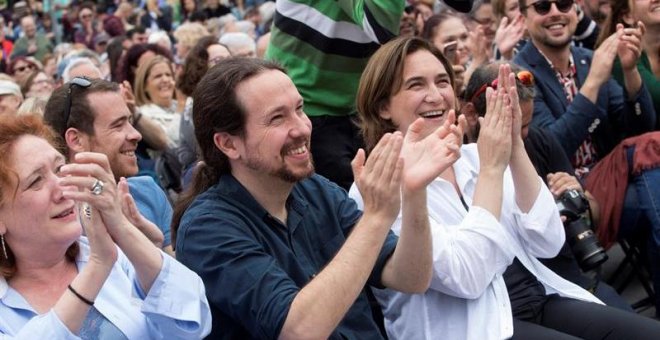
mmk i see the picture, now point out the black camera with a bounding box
[556,189,608,272]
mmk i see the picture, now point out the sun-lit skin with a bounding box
[505,0,522,20]
[145,61,175,108]
[524,0,579,50]
[379,50,456,138]
[81,91,142,179]
[0,136,81,263]
[26,72,54,99]
[207,44,231,67]
[431,17,471,66]
[472,3,498,43]
[226,70,314,186]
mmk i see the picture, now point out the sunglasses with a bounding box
[14,64,36,73]
[468,71,534,104]
[524,0,574,15]
[61,77,92,134]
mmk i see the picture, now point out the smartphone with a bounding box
[442,41,459,65]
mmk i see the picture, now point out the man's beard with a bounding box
[245,149,315,183]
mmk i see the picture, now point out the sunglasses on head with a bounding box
[468,70,534,104]
[61,77,92,134]
[524,0,574,15]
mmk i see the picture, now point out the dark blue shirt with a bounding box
[176,174,397,339]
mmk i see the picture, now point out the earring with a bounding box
[1,234,7,260]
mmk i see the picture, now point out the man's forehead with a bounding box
[88,91,130,123]
[238,70,301,116]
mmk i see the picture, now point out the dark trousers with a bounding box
[309,115,364,191]
[511,295,660,339]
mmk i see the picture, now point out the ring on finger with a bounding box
[90,179,104,196]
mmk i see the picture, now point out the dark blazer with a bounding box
[514,43,656,160]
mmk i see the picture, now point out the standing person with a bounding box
[43,78,175,256]
[265,0,474,190]
[0,114,211,338]
[173,57,459,339]
[354,35,660,340]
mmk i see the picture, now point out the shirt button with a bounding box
[635,103,642,116]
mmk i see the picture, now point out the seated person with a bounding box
[351,36,660,339]
[0,114,211,338]
[462,61,632,311]
[600,0,660,129]
[43,78,175,255]
[173,57,456,338]
[514,0,660,314]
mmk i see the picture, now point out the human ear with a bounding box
[213,132,241,160]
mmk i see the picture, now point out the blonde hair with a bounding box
[133,56,174,106]
[173,22,210,52]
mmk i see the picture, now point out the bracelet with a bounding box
[68,284,94,306]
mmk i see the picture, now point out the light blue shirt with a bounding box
[128,176,173,247]
[0,237,212,339]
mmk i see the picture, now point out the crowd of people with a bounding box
[0,0,659,338]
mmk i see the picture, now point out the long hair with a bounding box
[176,35,223,97]
[356,36,455,153]
[170,58,285,248]
[595,0,633,48]
[133,56,174,106]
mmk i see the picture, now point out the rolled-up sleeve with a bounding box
[139,254,212,338]
[511,179,565,259]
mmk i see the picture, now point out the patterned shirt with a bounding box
[540,52,598,176]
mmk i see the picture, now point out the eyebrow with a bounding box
[404,72,449,85]
[21,154,65,186]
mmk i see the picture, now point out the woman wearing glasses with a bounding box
[0,114,211,338]
[8,57,39,84]
[351,36,660,340]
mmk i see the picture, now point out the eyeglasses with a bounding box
[208,56,227,67]
[14,64,36,73]
[81,14,93,19]
[524,0,574,15]
[468,71,534,104]
[61,77,92,134]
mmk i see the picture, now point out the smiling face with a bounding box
[27,72,54,99]
[524,0,578,50]
[629,0,660,27]
[145,61,175,107]
[431,17,470,66]
[0,135,81,259]
[84,91,141,179]
[505,0,522,20]
[230,70,314,184]
[379,50,456,136]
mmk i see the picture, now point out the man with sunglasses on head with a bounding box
[43,77,175,256]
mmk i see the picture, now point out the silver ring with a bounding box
[90,179,104,196]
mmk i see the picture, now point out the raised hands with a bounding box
[351,133,404,225]
[59,153,121,267]
[477,67,513,174]
[494,15,526,60]
[616,22,645,71]
[401,111,464,192]
[118,177,165,248]
[60,153,127,239]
